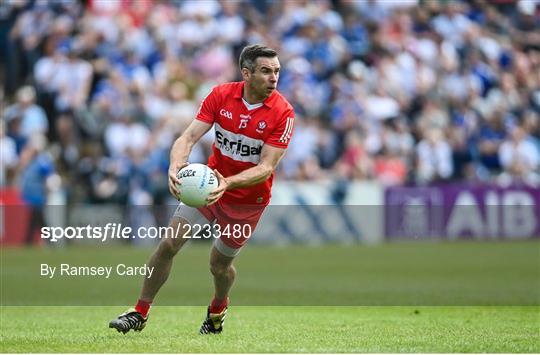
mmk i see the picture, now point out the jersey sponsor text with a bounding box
[215,123,263,164]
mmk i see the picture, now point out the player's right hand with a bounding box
[168,162,189,199]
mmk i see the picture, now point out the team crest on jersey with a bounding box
[256,120,267,133]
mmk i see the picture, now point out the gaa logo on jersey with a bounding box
[220,109,233,119]
[256,120,267,133]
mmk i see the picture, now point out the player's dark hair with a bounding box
[239,44,278,73]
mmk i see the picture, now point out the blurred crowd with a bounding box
[1,0,539,206]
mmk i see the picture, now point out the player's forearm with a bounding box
[224,164,273,190]
[169,136,194,166]
[169,120,212,167]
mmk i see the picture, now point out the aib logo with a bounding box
[220,109,233,119]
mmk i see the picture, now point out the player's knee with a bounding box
[159,237,183,258]
[157,218,189,258]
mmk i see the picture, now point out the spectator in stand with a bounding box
[3,0,540,204]
[415,98,450,137]
[5,86,48,141]
[416,128,453,183]
[498,125,540,186]
[476,107,509,172]
[104,111,151,160]
[447,99,479,180]
[53,43,93,114]
[522,110,540,151]
[0,121,18,187]
[17,134,55,245]
[431,1,473,50]
[280,117,323,180]
[378,118,414,182]
[373,147,407,186]
[336,130,372,180]
[8,1,53,90]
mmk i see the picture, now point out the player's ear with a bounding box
[241,67,251,80]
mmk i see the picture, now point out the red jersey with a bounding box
[196,82,295,205]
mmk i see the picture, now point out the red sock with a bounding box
[209,297,229,314]
[135,299,152,318]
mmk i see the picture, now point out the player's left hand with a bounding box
[206,170,229,206]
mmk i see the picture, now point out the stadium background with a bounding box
[0,0,539,353]
[1,0,539,244]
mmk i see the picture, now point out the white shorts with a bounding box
[173,203,242,258]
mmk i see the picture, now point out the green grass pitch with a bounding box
[1,241,539,352]
[1,306,538,353]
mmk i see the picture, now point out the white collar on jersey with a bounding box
[242,98,264,111]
